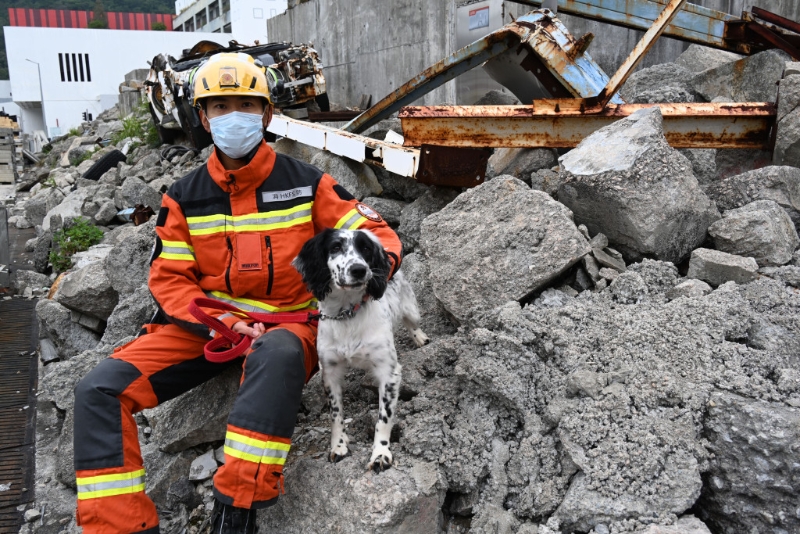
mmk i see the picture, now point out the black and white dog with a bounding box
[293,228,429,472]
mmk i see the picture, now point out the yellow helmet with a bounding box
[191,52,272,106]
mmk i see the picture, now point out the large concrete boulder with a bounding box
[145,366,241,453]
[115,176,162,211]
[690,50,786,103]
[486,147,558,181]
[687,248,758,287]
[674,44,742,74]
[705,166,800,230]
[421,176,590,326]
[24,187,65,227]
[774,74,800,168]
[52,261,119,321]
[100,285,156,347]
[261,457,447,533]
[41,188,90,232]
[104,218,156,295]
[36,299,101,360]
[620,63,698,103]
[697,391,800,534]
[558,107,719,263]
[708,200,799,267]
[310,151,382,200]
[397,187,459,252]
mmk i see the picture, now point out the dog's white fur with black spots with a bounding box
[293,228,429,472]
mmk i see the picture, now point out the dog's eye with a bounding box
[330,244,342,253]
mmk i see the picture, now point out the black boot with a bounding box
[210,500,257,534]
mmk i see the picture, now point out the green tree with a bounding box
[90,0,108,28]
[151,21,167,31]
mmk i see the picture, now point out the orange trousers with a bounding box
[73,322,317,534]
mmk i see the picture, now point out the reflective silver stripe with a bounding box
[77,474,145,494]
[161,245,195,256]
[206,293,276,314]
[340,212,363,229]
[225,438,289,460]
[187,209,312,232]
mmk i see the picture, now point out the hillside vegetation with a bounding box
[0,0,175,79]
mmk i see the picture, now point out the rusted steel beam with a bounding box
[751,6,800,36]
[399,102,776,150]
[590,0,687,109]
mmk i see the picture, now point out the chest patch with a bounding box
[262,186,313,203]
[237,234,263,271]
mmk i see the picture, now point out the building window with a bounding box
[253,8,263,18]
[185,18,195,32]
[196,9,207,28]
[222,0,230,14]
[175,23,183,31]
[59,53,91,82]
[223,22,231,33]
[209,1,220,20]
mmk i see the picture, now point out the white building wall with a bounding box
[175,0,287,43]
[4,26,227,138]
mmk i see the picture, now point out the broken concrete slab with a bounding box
[705,166,800,230]
[620,63,699,103]
[309,151,382,200]
[690,49,787,103]
[188,449,218,481]
[686,248,758,286]
[666,279,712,301]
[36,299,101,360]
[486,147,558,181]
[674,44,742,74]
[558,107,718,263]
[708,200,799,267]
[421,176,589,326]
[114,176,162,212]
[52,261,119,321]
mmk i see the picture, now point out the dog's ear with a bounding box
[292,229,333,301]
[359,231,391,301]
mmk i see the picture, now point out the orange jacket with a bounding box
[149,141,402,337]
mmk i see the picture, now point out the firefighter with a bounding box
[72,52,402,534]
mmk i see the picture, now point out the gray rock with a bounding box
[93,200,119,226]
[714,149,772,181]
[40,349,106,412]
[310,151,382,200]
[609,271,648,304]
[101,285,156,347]
[70,310,105,333]
[691,50,786,103]
[360,196,406,228]
[686,248,758,286]
[598,267,620,282]
[666,279,712,301]
[188,449,218,481]
[679,149,717,186]
[759,265,800,288]
[271,138,323,164]
[697,391,800,534]
[372,165,430,202]
[487,148,558,181]
[146,366,241,453]
[115,176,162,211]
[786,61,800,77]
[95,120,123,140]
[620,63,698,103]
[32,231,52,273]
[777,74,800,123]
[709,200,799,266]
[421,177,590,326]
[474,90,519,105]
[42,188,94,232]
[705,166,800,229]
[104,219,156,295]
[36,299,101,360]
[52,261,119,321]
[398,187,459,252]
[774,108,800,169]
[674,44,743,74]
[400,253,457,339]
[530,168,561,197]
[260,457,446,533]
[142,447,194,508]
[71,244,113,270]
[558,107,719,263]
[637,515,712,534]
[11,270,51,297]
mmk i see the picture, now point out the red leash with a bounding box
[188,297,319,363]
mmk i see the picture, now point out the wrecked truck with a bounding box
[145,39,328,149]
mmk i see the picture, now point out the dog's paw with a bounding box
[368,448,393,472]
[329,434,350,463]
[412,329,430,347]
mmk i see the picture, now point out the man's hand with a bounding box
[232,321,266,339]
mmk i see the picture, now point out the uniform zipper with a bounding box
[264,236,274,295]
[225,236,234,294]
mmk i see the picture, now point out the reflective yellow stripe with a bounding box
[224,431,290,465]
[159,240,196,262]
[186,204,313,236]
[76,469,146,500]
[206,291,317,314]
[350,216,367,230]
[334,209,358,229]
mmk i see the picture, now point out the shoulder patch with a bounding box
[333,184,355,201]
[356,202,382,222]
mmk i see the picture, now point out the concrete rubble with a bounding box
[4,41,800,534]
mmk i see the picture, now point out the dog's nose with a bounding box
[349,265,367,280]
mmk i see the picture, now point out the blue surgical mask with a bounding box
[208,111,264,160]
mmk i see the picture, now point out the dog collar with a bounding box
[319,294,370,321]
